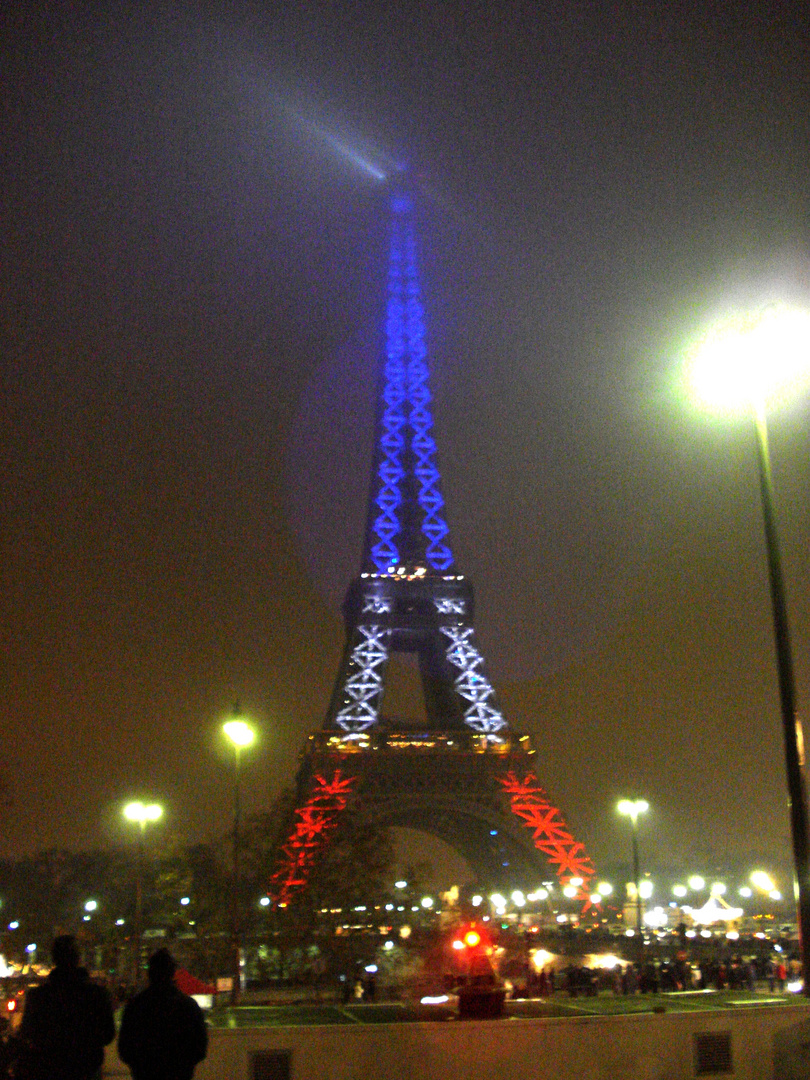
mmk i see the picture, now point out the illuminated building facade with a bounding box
[270,186,594,906]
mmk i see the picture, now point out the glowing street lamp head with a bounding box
[617,799,649,823]
[684,303,810,417]
[223,719,256,750]
[123,801,163,826]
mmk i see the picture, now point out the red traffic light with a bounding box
[451,924,487,951]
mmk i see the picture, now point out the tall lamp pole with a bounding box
[617,799,649,935]
[686,303,810,995]
[223,709,256,1006]
[122,800,163,987]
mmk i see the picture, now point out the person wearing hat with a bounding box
[118,948,208,1080]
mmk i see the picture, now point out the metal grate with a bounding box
[694,1031,732,1075]
[252,1050,292,1080]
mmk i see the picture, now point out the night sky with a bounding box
[3,1,809,889]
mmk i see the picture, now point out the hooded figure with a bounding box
[17,935,115,1080]
[118,948,208,1080]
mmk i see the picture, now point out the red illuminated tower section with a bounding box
[271,186,594,907]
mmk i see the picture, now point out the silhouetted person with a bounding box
[17,934,115,1080]
[118,948,208,1080]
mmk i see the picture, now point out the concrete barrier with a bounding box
[101,1002,810,1080]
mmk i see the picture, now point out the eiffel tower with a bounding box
[271,184,595,905]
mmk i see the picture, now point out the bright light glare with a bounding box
[739,887,752,898]
[530,949,556,971]
[597,882,613,896]
[617,799,649,821]
[643,907,667,928]
[672,885,687,898]
[638,881,654,900]
[420,896,434,909]
[223,719,256,749]
[684,304,810,415]
[562,886,578,899]
[751,870,775,892]
[589,953,622,970]
[710,882,727,896]
[688,876,705,891]
[511,890,526,907]
[123,801,163,825]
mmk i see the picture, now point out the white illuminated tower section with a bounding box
[271,186,594,907]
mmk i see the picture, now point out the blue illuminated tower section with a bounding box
[366,189,453,575]
[322,186,508,742]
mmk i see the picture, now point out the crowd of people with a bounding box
[0,936,208,1080]
[508,953,800,999]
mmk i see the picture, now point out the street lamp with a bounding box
[122,800,163,985]
[685,302,810,996]
[222,707,256,1005]
[617,799,649,935]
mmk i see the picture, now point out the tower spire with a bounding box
[365,186,453,575]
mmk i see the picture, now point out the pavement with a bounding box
[206,988,802,1027]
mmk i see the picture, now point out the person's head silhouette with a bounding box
[51,935,80,969]
[147,948,177,985]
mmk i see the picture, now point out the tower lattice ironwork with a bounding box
[270,186,594,906]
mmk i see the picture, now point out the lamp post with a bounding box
[222,708,256,1005]
[122,800,163,986]
[685,303,810,995]
[617,798,649,935]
